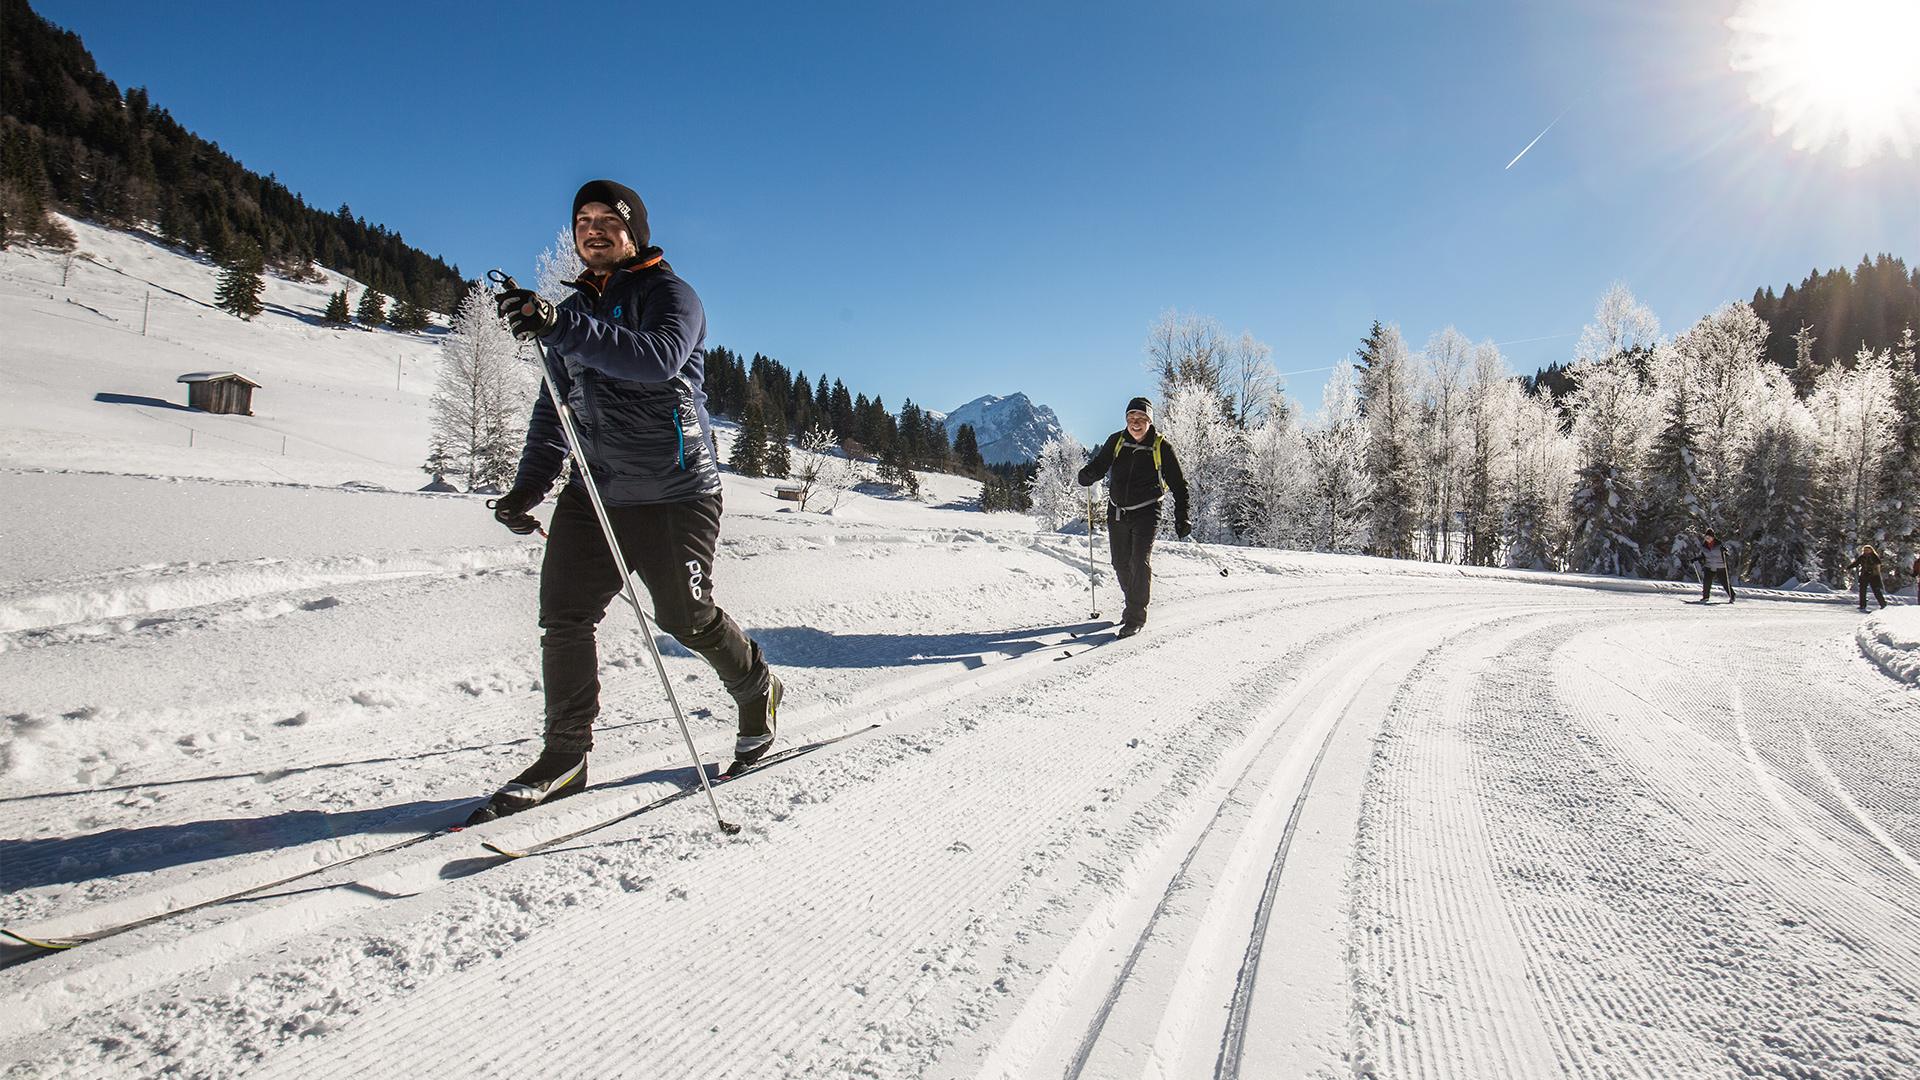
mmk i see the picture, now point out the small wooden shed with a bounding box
[177,372,261,415]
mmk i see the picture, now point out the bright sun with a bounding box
[1727,0,1920,167]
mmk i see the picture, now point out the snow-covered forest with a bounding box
[1030,290,1919,594]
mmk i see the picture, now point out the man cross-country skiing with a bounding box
[1845,544,1888,611]
[471,180,780,824]
[1690,529,1736,603]
[1078,397,1190,638]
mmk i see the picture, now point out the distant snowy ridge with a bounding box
[942,393,1065,465]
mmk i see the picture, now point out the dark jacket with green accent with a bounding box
[514,256,721,505]
[1078,426,1190,525]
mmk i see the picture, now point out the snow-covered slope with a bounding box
[942,392,1065,465]
[3,223,1918,1080]
[0,216,448,490]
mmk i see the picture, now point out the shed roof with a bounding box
[176,372,262,387]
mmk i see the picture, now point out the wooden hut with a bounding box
[177,372,261,415]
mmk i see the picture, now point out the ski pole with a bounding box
[1185,534,1230,577]
[490,270,740,836]
[1086,489,1100,619]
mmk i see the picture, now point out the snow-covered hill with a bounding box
[940,392,1065,465]
[3,221,1919,1080]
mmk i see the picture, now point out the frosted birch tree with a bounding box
[426,282,533,491]
[1155,380,1241,543]
[1810,348,1896,575]
[1029,434,1090,532]
[1145,310,1230,403]
[1304,364,1372,553]
[1417,326,1472,562]
[1243,408,1314,549]
[535,226,585,304]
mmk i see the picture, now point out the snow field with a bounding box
[6,219,1920,1079]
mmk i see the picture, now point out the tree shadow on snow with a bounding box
[755,620,1104,670]
[0,799,472,891]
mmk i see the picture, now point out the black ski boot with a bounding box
[1117,621,1143,639]
[726,675,783,776]
[465,751,587,825]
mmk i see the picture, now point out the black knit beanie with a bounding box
[572,180,650,249]
[1126,397,1153,417]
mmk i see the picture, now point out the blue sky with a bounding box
[34,0,1920,444]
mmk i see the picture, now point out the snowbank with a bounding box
[1858,606,1920,684]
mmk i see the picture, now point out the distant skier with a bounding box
[471,180,781,824]
[1077,397,1190,638]
[1845,544,1887,611]
[1689,529,1736,603]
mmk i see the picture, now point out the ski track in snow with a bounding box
[6,220,1920,1076]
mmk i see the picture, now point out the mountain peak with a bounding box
[942,392,1064,466]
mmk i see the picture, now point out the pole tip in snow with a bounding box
[720,820,742,835]
[1219,568,1230,577]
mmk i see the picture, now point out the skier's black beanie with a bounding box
[572,180,650,249]
[1126,396,1153,417]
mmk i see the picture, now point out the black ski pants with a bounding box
[1700,567,1734,602]
[538,486,770,755]
[1108,503,1160,627]
[1858,573,1886,610]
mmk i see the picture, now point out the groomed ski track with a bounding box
[4,501,1918,1078]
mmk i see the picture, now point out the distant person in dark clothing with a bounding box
[1846,545,1887,611]
[1690,530,1736,603]
[1078,397,1190,638]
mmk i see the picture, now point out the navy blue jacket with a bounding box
[513,257,722,505]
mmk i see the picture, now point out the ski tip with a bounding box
[480,842,525,859]
[2,928,77,950]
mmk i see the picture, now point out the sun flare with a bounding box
[1727,0,1920,166]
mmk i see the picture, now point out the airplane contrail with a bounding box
[1506,97,1583,169]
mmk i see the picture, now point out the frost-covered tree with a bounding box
[1734,368,1820,586]
[1574,281,1661,370]
[1870,328,1920,580]
[1416,326,1472,562]
[1810,347,1896,577]
[1156,380,1240,544]
[356,287,387,329]
[1244,407,1314,548]
[791,426,854,512]
[1305,364,1372,553]
[1672,301,1769,539]
[1640,341,1706,579]
[1226,330,1279,428]
[535,225,585,304]
[1501,380,1575,570]
[1461,340,1507,566]
[1029,434,1089,531]
[1356,322,1417,559]
[214,239,265,320]
[426,283,532,491]
[1567,348,1651,576]
[1145,309,1230,403]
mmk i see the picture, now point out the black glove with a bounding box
[1175,517,1192,539]
[488,486,545,535]
[496,288,557,341]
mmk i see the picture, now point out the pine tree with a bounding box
[728,396,768,478]
[213,238,265,320]
[356,287,387,329]
[764,423,791,479]
[390,294,430,332]
[1870,328,1920,582]
[954,423,984,474]
[323,289,351,324]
